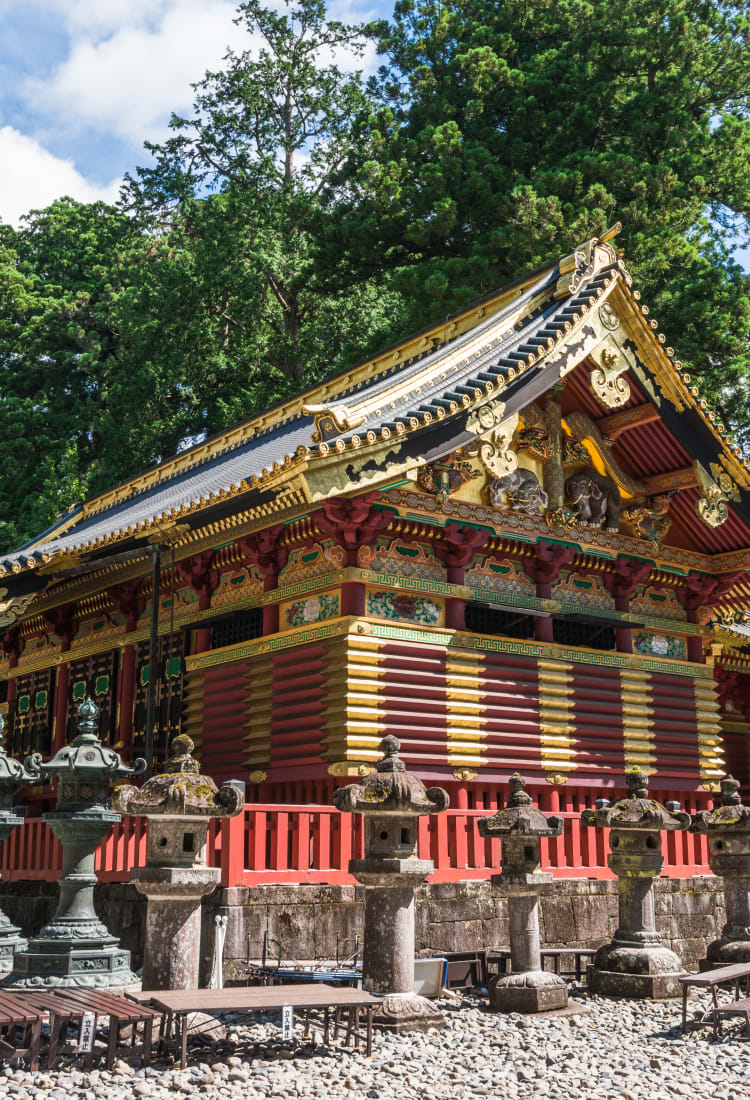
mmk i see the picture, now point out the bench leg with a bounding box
[181,1017,188,1070]
[367,1009,373,1057]
[143,1018,153,1067]
[323,1008,330,1047]
[47,1012,63,1070]
[106,1016,120,1069]
[28,1020,41,1073]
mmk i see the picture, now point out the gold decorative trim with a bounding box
[324,635,387,765]
[246,650,273,770]
[620,669,655,772]
[538,659,576,775]
[328,761,376,777]
[181,667,206,755]
[694,678,725,783]
[695,461,740,528]
[445,651,487,769]
[248,770,267,784]
[589,344,631,409]
[452,768,479,782]
[182,615,715,680]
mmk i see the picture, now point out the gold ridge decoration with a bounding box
[554,231,618,300]
[695,461,739,528]
[589,345,631,409]
[302,403,367,443]
[0,590,38,629]
[466,410,520,480]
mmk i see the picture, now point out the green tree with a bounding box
[125,0,399,432]
[331,0,750,443]
[0,201,144,550]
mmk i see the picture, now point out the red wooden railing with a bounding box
[0,800,711,886]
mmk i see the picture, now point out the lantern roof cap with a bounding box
[28,698,145,782]
[478,773,563,839]
[0,713,39,792]
[690,776,750,834]
[582,769,691,831]
[113,734,244,819]
[333,736,449,817]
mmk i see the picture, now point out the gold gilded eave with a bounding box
[56,272,545,528]
[609,279,743,470]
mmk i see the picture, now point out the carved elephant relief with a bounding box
[489,468,549,516]
[565,468,621,529]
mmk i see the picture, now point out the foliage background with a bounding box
[2,0,750,551]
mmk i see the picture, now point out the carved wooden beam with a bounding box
[642,467,697,496]
[597,403,661,440]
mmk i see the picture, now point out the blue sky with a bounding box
[0,0,389,226]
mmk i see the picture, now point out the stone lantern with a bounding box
[333,735,449,1032]
[113,733,244,991]
[478,773,567,1013]
[581,768,690,998]
[0,714,39,968]
[690,776,750,966]
[5,698,145,988]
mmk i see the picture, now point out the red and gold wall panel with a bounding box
[568,664,624,779]
[269,643,328,774]
[380,641,448,773]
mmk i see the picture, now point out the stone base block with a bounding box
[587,965,683,999]
[0,928,26,970]
[488,970,568,1014]
[372,993,445,1033]
[3,936,137,989]
[700,938,750,968]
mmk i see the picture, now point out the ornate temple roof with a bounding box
[2,228,749,607]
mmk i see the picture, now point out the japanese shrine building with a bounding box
[2,228,750,877]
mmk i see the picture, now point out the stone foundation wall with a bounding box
[0,875,726,980]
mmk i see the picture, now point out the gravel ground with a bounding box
[2,989,750,1100]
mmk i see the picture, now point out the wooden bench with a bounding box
[131,984,380,1068]
[711,996,750,1039]
[0,991,43,1071]
[14,989,163,1069]
[679,962,750,1038]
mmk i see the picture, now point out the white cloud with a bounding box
[0,0,381,225]
[26,0,380,147]
[25,1,255,145]
[0,126,120,226]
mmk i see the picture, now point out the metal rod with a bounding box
[144,544,161,779]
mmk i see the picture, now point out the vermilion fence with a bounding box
[0,799,712,886]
